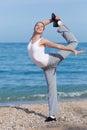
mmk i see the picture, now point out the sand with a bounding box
[0,100,87,130]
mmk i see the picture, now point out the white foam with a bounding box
[58,90,87,98]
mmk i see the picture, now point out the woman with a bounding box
[27,14,85,122]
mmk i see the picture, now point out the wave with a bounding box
[0,90,87,103]
[32,90,87,99]
[58,90,87,98]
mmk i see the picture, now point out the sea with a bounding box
[0,42,87,106]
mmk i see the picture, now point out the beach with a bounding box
[0,100,87,130]
[0,43,87,130]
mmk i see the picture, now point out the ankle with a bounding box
[50,115,55,119]
[58,20,63,26]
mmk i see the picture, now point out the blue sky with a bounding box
[0,0,87,42]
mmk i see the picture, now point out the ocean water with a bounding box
[0,42,87,105]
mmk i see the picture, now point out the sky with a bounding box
[0,0,87,43]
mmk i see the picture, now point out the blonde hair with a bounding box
[34,21,45,30]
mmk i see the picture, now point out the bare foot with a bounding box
[75,50,86,55]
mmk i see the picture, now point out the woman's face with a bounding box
[34,22,45,34]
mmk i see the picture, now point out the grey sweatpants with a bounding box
[43,25,78,116]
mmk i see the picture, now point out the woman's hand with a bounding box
[51,13,61,21]
[55,16,61,21]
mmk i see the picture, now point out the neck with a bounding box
[32,34,41,40]
[30,34,41,43]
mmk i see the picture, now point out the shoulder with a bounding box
[40,37,46,42]
[40,38,51,45]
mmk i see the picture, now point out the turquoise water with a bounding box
[0,42,87,105]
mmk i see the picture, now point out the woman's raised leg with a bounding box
[57,24,78,59]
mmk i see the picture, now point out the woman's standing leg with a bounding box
[43,24,79,122]
[44,67,58,118]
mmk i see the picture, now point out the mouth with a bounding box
[37,28,43,32]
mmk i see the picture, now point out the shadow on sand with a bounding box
[14,106,47,119]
